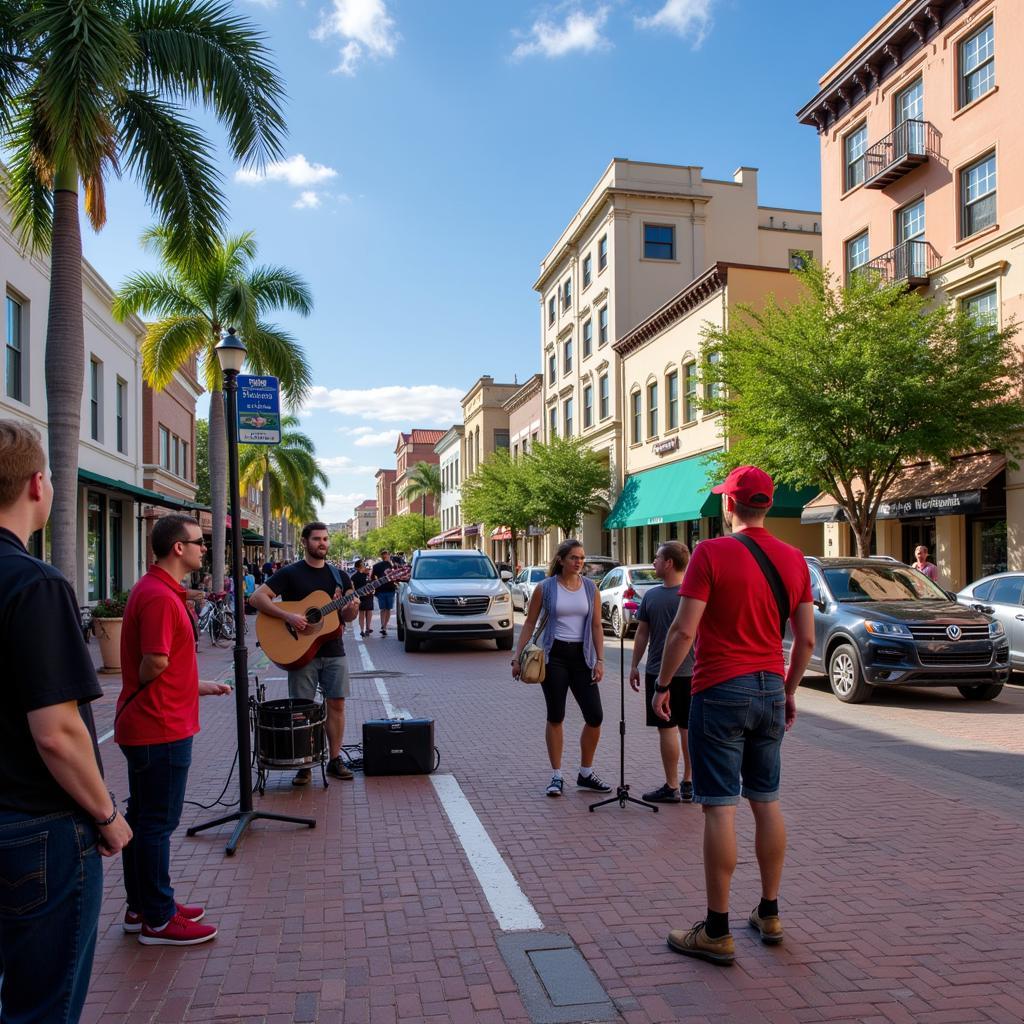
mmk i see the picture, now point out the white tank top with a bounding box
[552,579,589,642]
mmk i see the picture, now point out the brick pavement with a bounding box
[80,624,1024,1023]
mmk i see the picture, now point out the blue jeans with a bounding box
[120,737,193,927]
[689,672,786,806]
[0,809,102,1023]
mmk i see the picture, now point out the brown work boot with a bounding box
[748,906,784,945]
[667,921,735,965]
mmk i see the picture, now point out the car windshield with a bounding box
[629,568,659,584]
[413,556,497,580]
[823,565,948,602]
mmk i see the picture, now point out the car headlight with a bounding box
[864,620,913,638]
[494,592,510,603]
[989,620,1005,638]
[408,592,430,604]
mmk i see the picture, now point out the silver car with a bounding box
[957,572,1024,668]
[510,565,546,612]
[598,564,661,638]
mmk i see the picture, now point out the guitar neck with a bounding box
[319,575,393,616]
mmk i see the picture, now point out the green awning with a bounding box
[604,454,820,529]
[239,528,283,549]
[78,468,209,513]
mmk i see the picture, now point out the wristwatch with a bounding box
[654,683,670,693]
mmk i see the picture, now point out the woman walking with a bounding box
[512,539,610,798]
[351,559,375,637]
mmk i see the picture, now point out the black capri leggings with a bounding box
[541,639,603,728]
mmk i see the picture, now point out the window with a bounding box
[647,381,658,437]
[582,319,593,358]
[599,374,609,419]
[5,295,23,402]
[989,575,1023,605]
[895,78,923,125]
[548,352,556,385]
[643,224,675,260]
[897,198,927,279]
[89,358,101,441]
[630,391,642,444]
[564,397,573,437]
[683,362,697,422]
[548,295,556,325]
[598,305,608,346]
[564,338,573,374]
[583,384,593,428]
[666,370,679,429]
[562,276,572,310]
[159,426,170,469]
[897,198,925,243]
[494,429,509,450]
[961,153,996,238]
[703,352,722,402]
[788,249,810,271]
[964,287,998,331]
[844,123,868,191]
[549,405,557,439]
[960,20,995,107]
[583,254,592,289]
[115,378,126,453]
[173,436,180,476]
[598,234,608,271]
[182,441,189,479]
[846,231,870,277]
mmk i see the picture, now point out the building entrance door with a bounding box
[901,519,936,565]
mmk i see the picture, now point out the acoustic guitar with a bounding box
[256,566,410,670]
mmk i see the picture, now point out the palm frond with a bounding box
[248,266,313,318]
[113,269,206,322]
[244,320,312,407]
[5,103,53,254]
[141,314,209,387]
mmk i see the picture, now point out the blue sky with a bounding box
[82,0,895,523]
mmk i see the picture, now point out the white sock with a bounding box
[579,765,593,778]
[551,769,563,780]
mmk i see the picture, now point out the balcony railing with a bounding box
[864,239,937,288]
[863,119,935,190]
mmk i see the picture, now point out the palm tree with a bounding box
[238,414,326,567]
[2,0,286,589]
[404,461,442,549]
[113,229,312,590]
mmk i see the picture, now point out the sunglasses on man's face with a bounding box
[181,538,207,549]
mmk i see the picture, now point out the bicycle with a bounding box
[196,591,236,646]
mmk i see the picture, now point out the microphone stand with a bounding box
[589,627,658,814]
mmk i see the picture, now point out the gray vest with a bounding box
[538,575,598,669]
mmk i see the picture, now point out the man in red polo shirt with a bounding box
[654,466,816,966]
[117,514,231,946]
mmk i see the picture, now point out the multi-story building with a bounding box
[797,0,1021,586]
[504,374,544,567]
[535,158,821,558]
[433,425,464,547]
[460,375,519,557]
[394,429,445,517]
[375,468,396,527]
[353,499,377,538]
[608,263,822,562]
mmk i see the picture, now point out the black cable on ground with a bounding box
[340,744,364,772]
[184,747,243,810]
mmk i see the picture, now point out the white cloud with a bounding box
[337,425,376,436]
[318,454,377,473]
[512,6,611,60]
[352,429,400,448]
[313,0,399,76]
[304,384,463,425]
[636,0,714,46]
[235,154,338,188]
[293,190,321,210]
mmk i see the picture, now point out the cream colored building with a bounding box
[433,425,464,547]
[534,158,821,560]
[608,263,823,560]
[353,499,377,539]
[504,373,544,567]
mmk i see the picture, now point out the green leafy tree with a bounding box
[239,414,327,567]
[194,418,210,506]
[701,262,1024,556]
[524,435,611,538]
[113,229,312,590]
[461,449,534,570]
[3,0,285,588]
[366,512,440,555]
[328,531,356,562]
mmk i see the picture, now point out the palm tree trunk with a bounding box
[45,168,84,591]
[262,463,271,567]
[209,387,228,591]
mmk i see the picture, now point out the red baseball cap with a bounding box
[712,465,774,508]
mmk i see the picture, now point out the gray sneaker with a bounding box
[643,783,681,803]
[545,775,564,797]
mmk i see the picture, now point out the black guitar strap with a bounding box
[732,532,790,639]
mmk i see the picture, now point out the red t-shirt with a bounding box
[679,527,812,695]
[115,565,200,745]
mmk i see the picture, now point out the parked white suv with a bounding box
[396,549,515,652]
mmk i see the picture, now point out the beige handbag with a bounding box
[518,610,548,684]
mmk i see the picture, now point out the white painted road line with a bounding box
[430,774,544,932]
[98,728,114,745]
[356,634,410,719]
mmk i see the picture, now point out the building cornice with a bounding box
[502,373,543,414]
[434,424,464,455]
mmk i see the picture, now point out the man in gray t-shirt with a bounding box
[629,542,693,803]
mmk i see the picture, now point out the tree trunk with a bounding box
[510,529,519,573]
[45,169,84,591]
[279,513,288,561]
[208,387,228,591]
[262,463,272,568]
[853,520,874,558]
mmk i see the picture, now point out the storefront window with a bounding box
[970,518,1007,579]
[87,492,106,602]
[109,501,123,593]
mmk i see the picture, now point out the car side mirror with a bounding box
[971,602,994,615]
[500,570,512,581]
[813,599,826,612]
[943,589,957,601]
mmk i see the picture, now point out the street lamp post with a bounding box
[187,328,315,856]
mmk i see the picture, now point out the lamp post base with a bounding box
[187,809,316,857]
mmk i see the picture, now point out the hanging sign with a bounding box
[236,375,281,444]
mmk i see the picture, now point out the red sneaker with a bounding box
[138,911,217,946]
[123,902,205,934]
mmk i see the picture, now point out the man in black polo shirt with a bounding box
[0,421,132,1021]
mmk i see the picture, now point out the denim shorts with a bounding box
[288,656,350,700]
[688,672,785,806]
[376,591,395,611]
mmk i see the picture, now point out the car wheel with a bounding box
[828,643,872,703]
[611,607,627,640]
[957,683,1003,700]
[404,630,420,653]
[496,632,514,651]
[396,613,405,641]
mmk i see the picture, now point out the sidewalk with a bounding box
[83,628,1024,1023]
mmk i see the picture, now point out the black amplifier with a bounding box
[362,718,435,776]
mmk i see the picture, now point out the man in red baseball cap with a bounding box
[653,465,816,965]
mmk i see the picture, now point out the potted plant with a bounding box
[91,591,130,674]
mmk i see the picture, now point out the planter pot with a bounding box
[93,617,124,674]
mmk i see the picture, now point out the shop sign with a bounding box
[652,436,679,456]
[876,490,982,520]
[237,375,281,444]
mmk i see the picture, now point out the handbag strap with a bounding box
[732,533,790,639]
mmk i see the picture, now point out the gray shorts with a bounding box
[288,656,350,701]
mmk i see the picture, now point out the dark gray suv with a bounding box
[786,557,1008,703]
